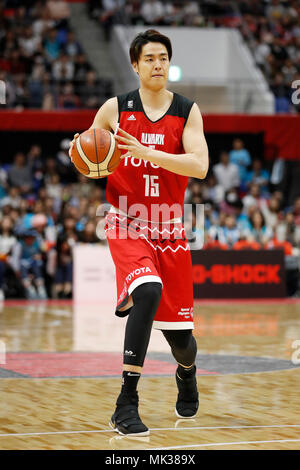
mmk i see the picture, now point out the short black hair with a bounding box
[129,29,172,64]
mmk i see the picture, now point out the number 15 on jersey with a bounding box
[143,174,159,197]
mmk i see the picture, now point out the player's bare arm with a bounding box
[68,97,118,158]
[115,103,209,179]
[89,97,118,132]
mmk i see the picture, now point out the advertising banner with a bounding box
[192,250,286,298]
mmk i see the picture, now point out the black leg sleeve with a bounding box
[162,329,197,367]
[123,282,162,367]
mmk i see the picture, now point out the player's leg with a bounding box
[154,224,198,418]
[162,329,199,418]
[163,330,198,419]
[110,281,162,436]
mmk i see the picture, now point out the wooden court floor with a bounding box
[0,298,300,450]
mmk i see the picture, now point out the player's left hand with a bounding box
[114,128,149,160]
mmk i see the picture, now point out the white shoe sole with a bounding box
[175,407,198,419]
[109,420,150,436]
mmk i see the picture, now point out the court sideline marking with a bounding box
[149,438,300,450]
[0,424,300,438]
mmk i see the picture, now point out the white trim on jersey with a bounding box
[109,205,182,224]
[127,275,163,297]
[152,321,194,330]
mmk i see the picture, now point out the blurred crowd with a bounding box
[0,140,104,300]
[0,136,300,300]
[88,0,300,114]
[1,0,299,112]
[0,0,113,109]
[184,139,300,254]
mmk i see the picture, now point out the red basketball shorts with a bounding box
[105,211,194,330]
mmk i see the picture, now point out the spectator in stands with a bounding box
[15,228,48,300]
[46,0,71,29]
[292,197,300,226]
[7,50,27,76]
[8,153,33,195]
[56,138,78,183]
[28,60,45,108]
[270,36,289,65]
[261,195,282,231]
[79,220,100,244]
[242,182,266,212]
[254,37,271,69]
[1,186,21,211]
[43,28,61,61]
[203,202,219,230]
[46,173,63,203]
[32,212,57,285]
[263,53,278,81]
[63,30,83,57]
[244,158,270,195]
[41,72,58,110]
[72,173,95,199]
[266,0,286,22]
[282,58,298,86]
[209,214,240,248]
[185,209,204,251]
[58,82,80,109]
[140,0,165,26]
[27,144,45,193]
[52,53,75,82]
[202,173,224,205]
[54,216,78,298]
[32,6,55,38]
[276,211,300,248]
[99,0,126,41]
[74,52,92,82]
[182,1,203,27]
[213,150,240,192]
[233,199,251,233]
[271,73,290,101]
[247,209,273,246]
[219,188,241,215]
[78,70,105,108]
[13,74,30,109]
[0,216,17,301]
[229,138,252,187]
[0,28,18,55]
[18,25,42,57]
[125,0,144,25]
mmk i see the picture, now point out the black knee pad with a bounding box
[131,282,162,309]
[162,329,197,366]
[123,282,162,367]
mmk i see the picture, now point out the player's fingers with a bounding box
[117,144,128,150]
[69,133,79,158]
[118,127,133,138]
[114,135,131,144]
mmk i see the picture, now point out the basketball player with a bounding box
[69,30,209,436]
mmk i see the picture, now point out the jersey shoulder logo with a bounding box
[127,114,136,121]
[127,100,133,108]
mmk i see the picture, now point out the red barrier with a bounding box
[0,111,299,159]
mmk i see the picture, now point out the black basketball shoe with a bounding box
[175,365,199,418]
[109,391,149,436]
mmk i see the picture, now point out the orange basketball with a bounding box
[70,128,121,179]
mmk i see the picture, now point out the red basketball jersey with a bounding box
[106,89,194,222]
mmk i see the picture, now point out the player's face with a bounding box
[133,42,170,90]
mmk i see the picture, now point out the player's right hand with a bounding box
[69,133,79,158]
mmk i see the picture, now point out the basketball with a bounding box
[70,128,121,179]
